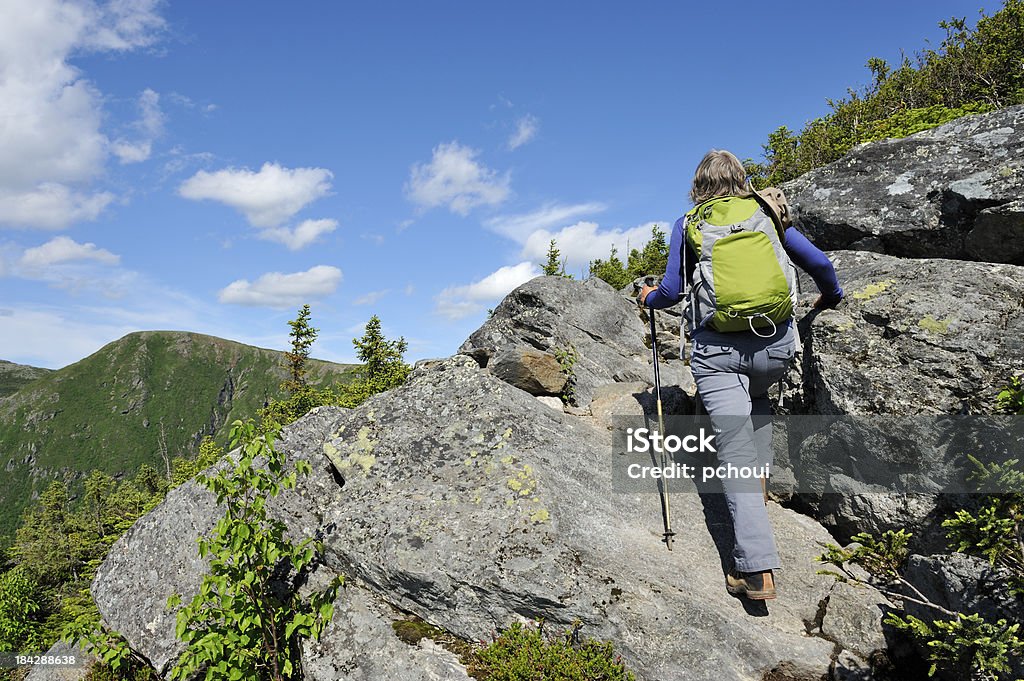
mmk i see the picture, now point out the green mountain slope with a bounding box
[0,331,357,547]
[0,360,52,398]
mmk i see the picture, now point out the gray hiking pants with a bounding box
[690,323,796,573]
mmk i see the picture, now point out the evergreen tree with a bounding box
[588,246,632,290]
[282,304,318,395]
[353,315,411,393]
[541,239,570,277]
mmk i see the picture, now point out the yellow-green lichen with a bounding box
[852,279,896,301]
[323,441,341,466]
[529,508,550,524]
[918,315,951,334]
[339,452,376,474]
[322,427,377,475]
[354,426,375,454]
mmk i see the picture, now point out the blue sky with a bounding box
[0,0,997,369]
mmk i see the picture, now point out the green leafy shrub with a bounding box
[818,529,911,583]
[62,621,154,680]
[0,566,41,652]
[997,374,1024,414]
[859,102,995,143]
[166,419,343,680]
[819,525,1024,678]
[885,613,1023,681]
[468,621,635,681]
[553,345,579,405]
[942,456,1024,597]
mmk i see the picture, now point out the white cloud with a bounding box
[111,140,151,164]
[20,236,120,268]
[218,265,343,308]
[0,185,114,230]
[78,0,167,51]
[0,0,166,229]
[257,218,338,251]
[179,162,334,228]
[353,289,389,306]
[112,88,164,164]
[406,142,510,215]
[435,262,539,320]
[521,220,663,271]
[485,202,606,242]
[508,114,539,150]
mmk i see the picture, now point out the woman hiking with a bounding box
[638,149,843,600]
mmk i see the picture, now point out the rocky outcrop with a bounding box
[779,251,1024,549]
[798,251,1024,415]
[784,105,1024,263]
[460,276,652,408]
[92,345,888,681]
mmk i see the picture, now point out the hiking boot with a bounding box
[726,569,776,600]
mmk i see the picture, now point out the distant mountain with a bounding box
[0,359,52,398]
[0,331,357,547]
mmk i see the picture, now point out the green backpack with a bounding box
[683,194,794,336]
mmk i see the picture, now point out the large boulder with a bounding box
[784,105,1024,263]
[91,353,887,681]
[799,250,1024,415]
[459,276,651,408]
[784,250,1024,548]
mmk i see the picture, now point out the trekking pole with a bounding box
[642,276,676,551]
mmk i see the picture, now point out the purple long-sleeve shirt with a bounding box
[643,215,844,309]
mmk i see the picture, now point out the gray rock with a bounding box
[460,276,651,407]
[302,581,471,681]
[534,395,565,411]
[783,105,1024,263]
[488,345,567,396]
[588,381,648,430]
[799,251,1024,415]
[313,355,874,681]
[819,582,890,657]
[965,199,1024,263]
[903,553,1024,626]
[830,650,875,681]
[623,275,687,361]
[92,352,887,681]
[785,251,1024,547]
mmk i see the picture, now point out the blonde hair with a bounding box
[689,149,751,205]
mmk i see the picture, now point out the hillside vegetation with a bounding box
[747,0,1024,186]
[0,360,51,399]
[0,331,357,547]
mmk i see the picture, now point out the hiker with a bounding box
[638,149,843,600]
